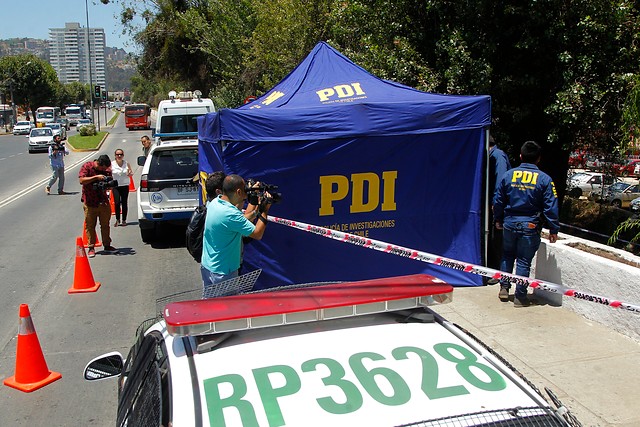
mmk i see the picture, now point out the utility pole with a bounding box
[85,0,98,131]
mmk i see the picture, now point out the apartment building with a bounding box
[49,22,106,89]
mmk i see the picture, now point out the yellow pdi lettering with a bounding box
[319,171,397,216]
[319,175,350,216]
[316,88,335,102]
[261,91,285,106]
[350,173,380,213]
[316,83,366,102]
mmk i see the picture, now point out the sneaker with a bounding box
[103,246,119,254]
[45,186,50,195]
[486,278,499,285]
[87,248,96,258]
[121,221,127,226]
[114,221,120,227]
[498,287,509,301]
[58,190,69,195]
[514,297,531,307]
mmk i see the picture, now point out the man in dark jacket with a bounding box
[493,141,559,306]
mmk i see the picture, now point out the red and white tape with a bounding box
[268,215,640,314]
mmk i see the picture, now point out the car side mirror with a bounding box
[84,352,124,381]
[137,156,146,166]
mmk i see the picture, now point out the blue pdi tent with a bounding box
[198,42,491,288]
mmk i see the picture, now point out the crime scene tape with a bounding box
[268,215,640,314]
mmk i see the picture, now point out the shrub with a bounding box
[79,124,97,136]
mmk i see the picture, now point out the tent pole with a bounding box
[484,127,490,270]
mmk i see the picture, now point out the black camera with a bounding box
[245,179,282,208]
[52,141,65,151]
[93,176,119,189]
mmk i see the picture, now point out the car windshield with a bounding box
[608,182,629,193]
[17,121,30,126]
[49,124,61,129]
[570,173,591,182]
[31,128,52,136]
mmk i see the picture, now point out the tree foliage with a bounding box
[105,0,640,168]
[0,54,59,120]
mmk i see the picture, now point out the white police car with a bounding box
[84,274,579,426]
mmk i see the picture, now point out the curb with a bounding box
[66,131,110,152]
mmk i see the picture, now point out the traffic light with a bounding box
[101,90,107,101]
[94,85,101,99]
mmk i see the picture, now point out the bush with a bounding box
[79,124,97,136]
[560,197,633,236]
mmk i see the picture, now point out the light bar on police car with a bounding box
[164,274,453,337]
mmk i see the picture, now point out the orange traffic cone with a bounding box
[68,237,101,294]
[82,221,102,248]
[109,191,115,215]
[4,304,62,392]
[128,175,137,192]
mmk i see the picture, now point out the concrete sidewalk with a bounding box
[431,284,640,427]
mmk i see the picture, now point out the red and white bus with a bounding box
[124,104,151,130]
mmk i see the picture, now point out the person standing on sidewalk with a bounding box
[486,135,511,284]
[45,135,69,195]
[111,148,133,227]
[493,141,559,306]
[79,155,119,258]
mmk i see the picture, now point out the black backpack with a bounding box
[186,205,207,263]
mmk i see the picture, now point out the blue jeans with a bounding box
[499,222,541,299]
[200,266,238,299]
[47,166,65,192]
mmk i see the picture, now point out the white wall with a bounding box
[533,233,640,342]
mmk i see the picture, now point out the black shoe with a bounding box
[498,287,509,301]
[103,246,119,254]
[514,297,531,307]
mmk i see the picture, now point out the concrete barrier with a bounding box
[533,232,640,342]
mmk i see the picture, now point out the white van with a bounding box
[137,90,214,242]
[154,90,215,141]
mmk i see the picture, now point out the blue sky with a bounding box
[0,0,138,51]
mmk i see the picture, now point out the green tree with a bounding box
[0,54,59,122]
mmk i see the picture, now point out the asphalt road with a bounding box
[0,113,201,426]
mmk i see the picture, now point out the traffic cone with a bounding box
[82,221,102,248]
[4,304,62,392]
[68,237,101,294]
[128,175,137,192]
[109,191,115,215]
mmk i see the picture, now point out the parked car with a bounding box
[136,139,200,242]
[48,122,67,140]
[585,156,610,171]
[612,159,640,177]
[630,195,640,213]
[568,150,587,169]
[603,182,640,208]
[57,117,70,130]
[567,171,617,198]
[83,275,578,426]
[77,118,92,131]
[27,127,54,153]
[13,120,34,135]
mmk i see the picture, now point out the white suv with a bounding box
[136,139,200,242]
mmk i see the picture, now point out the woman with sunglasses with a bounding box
[111,149,133,226]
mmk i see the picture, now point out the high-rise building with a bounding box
[49,22,106,89]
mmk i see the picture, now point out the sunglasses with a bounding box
[115,153,124,156]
